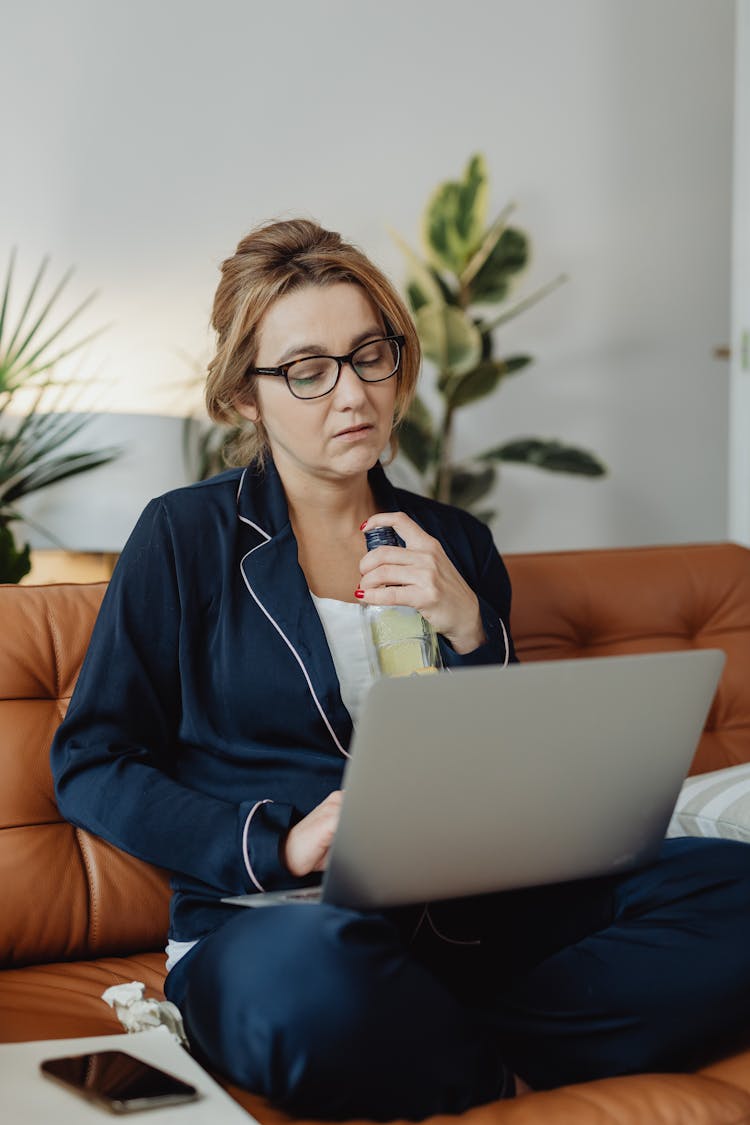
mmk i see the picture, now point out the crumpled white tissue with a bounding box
[101,981,188,1046]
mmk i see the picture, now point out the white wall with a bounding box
[730,0,750,545]
[1,0,735,553]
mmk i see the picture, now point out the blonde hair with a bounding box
[205,218,421,468]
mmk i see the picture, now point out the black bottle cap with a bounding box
[364,526,400,551]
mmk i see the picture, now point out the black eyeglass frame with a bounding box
[245,334,406,400]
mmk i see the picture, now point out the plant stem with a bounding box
[434,398,455,503]
[434,267,471,502]
[479,273,568,335]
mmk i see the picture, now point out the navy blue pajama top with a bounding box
[50,458,517,943]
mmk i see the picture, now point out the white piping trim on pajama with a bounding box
[237,470,506,749]
[237,484,350,761]
[410,904,428,941]
[425,906,482,946]
[410,904,482,946]
[242,798,273,891]
[499,617,510,668]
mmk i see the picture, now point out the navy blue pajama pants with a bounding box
[164,838,750,1120]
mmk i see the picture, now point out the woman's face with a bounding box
[237,282,398,486]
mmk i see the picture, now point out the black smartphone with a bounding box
[39,1049,200,1114]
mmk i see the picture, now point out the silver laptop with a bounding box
[222,649,725,911]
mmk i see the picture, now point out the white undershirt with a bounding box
[310,592,376,726]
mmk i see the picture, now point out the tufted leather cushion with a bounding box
[0,953,167,1042]
[506,543,750,775]
[0,583,170,970]
[228,1070,750,1125]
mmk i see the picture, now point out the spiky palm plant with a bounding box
[0,252,120,582]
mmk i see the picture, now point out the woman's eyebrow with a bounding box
[274,342,323,365]
[274,327,385,366]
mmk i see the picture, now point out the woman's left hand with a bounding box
[357,512,486,656]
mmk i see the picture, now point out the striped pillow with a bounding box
[667,763,750,842]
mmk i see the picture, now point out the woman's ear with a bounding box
[234,396,260,424]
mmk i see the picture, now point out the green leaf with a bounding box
[443,355,532,409]
[0,519,31,583]
[396,394,436,474]
[443,360,503,408]
[448,463,497,508]
[415,304,482,377]
[0,408,93,473]
[0,255,118,525]
[422,154,489,275]
[397,420,434,475]
[469,227,529,305]
[458,203,515,289]
[406,271,461,314]
[0,447,121,505]
[479,438,607,476]
[0,249,15,356]
[430,269,461,307]
[7,270,91,372]
[0,254,103,396]
[501,354,533,374]
[406,282,429,314]
[1,257,49,370]
[390,229,446,314]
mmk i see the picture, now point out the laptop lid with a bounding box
[322,649,725,910]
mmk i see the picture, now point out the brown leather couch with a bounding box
[3,541,750,1124]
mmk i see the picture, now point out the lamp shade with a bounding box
[15,413,196,553]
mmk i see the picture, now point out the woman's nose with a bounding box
[332,361,368,404]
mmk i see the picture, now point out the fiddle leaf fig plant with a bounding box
[394,154,606,518]
[0,252,120,583]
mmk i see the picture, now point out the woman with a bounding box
[51,219,750,1121]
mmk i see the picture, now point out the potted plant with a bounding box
[394,154,605,521]
[0,252,120,583]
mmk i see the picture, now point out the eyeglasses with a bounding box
[246,335,405,400]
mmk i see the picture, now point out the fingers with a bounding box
[283,790,343,878]
[319,789,343,807]
[307,789,343,830]
[359,546,435,580]
[361,512,433,550]
[359,568,438,605]
[359,514,442,589]
[357,583,427,609]
[358,517,443,611]
[357,512,483,650]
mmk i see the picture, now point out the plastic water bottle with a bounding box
[363,526,443,677]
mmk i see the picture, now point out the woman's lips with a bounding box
[334,424,373,442]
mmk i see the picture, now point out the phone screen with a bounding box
[40,1050,200,1113]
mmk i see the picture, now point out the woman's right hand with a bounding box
[283,790,343,877]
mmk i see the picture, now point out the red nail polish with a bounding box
[354,588,364,599]
[359,521,368,531]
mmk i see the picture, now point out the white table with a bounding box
[0,1026,257,1123]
